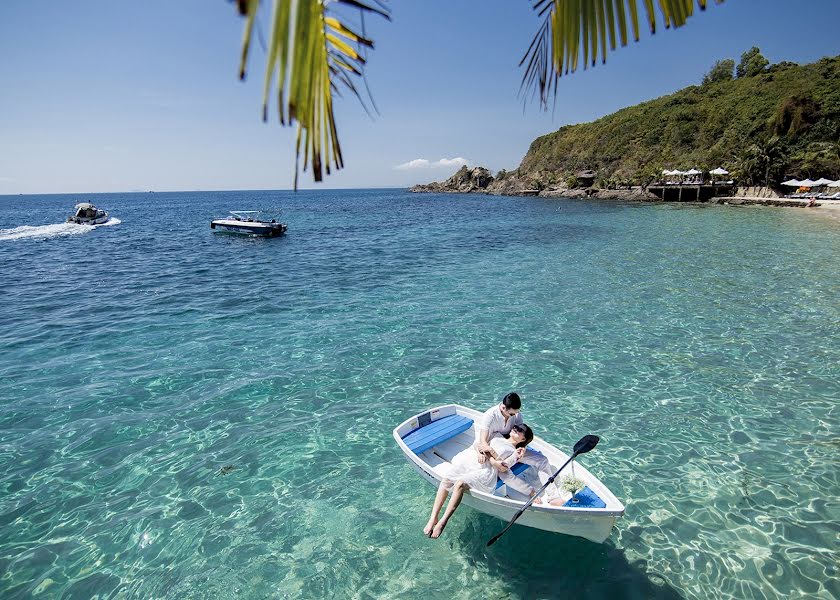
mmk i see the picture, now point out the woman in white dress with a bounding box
[424,424,537,539]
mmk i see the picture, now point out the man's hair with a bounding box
[501,392,521,410]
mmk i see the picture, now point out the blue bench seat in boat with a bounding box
[494,462,530,490]
[563,486,606,508]
[403,414,473,455]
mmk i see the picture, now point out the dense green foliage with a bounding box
[737,47,769,79]
[702,59,735,86]
[519,55,840,186]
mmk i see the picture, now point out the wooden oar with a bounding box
[486,434,600,547]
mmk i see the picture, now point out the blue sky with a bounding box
[1,0,840,194]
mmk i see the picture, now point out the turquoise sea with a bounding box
[0,189,838,599]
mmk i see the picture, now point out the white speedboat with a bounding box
[393,404,625,543]
[210,211,287,237]
[67,203,109,225]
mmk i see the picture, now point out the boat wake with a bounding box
[0,218,121,241]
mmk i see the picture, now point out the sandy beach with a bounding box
[802,198,840,221]
[715,195,840,222]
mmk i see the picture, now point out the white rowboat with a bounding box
[393,404,625,543]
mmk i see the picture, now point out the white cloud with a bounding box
[394,158,431,170]
[434,157,469,168]
[394,157,470,170]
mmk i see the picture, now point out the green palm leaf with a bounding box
[237,0,389,188]
[523,0,721,108]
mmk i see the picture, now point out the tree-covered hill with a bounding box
[518,53,840,187]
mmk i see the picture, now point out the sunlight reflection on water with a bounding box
[0,190,837,599]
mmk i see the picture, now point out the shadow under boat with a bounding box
[451,512,683,600]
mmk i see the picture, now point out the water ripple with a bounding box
[0,190,838,599]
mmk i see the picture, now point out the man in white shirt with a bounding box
[475,392,523,463]
[475,392,560,501]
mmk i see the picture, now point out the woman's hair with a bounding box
[501,392,521,410]
[511,423,534,448]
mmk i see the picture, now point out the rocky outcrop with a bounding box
[732,186,781,198]
[409,166,494,193]
[712,197,820,207]
[485,175,543,196]
[410,165,660,202]
[538,187,658,201]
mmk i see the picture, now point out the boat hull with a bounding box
[67,214,109,225]
[404,455,618,543]
[210,220,287,237]
[393,404,625,544]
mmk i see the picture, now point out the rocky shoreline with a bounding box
[408,166,834,209]
[409,166,659,202]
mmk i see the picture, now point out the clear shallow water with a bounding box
[0,190,838,599]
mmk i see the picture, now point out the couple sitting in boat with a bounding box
[424,392,565,539]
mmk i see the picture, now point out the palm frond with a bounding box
[522,0,723,109]
[237,0,389,188]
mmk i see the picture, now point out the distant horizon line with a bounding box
[0,186,411,198]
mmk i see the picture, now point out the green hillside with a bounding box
[519,54,840,186]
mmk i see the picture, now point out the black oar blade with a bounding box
[486,530,505,547]
[573,434,599,456]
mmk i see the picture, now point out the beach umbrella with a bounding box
[781,179,802,187]
[812,178,834,186]
[799,179,817,187]
[709,167,729,175]
[661,169,672,175]
[828,180,840,188]
[685,168,702,175]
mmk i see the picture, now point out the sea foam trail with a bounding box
[0,218,121,241]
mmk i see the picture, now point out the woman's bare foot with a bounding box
[423,518,437,537]
[430,521,447,539]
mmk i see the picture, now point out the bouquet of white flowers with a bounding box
[559,475,586,495]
